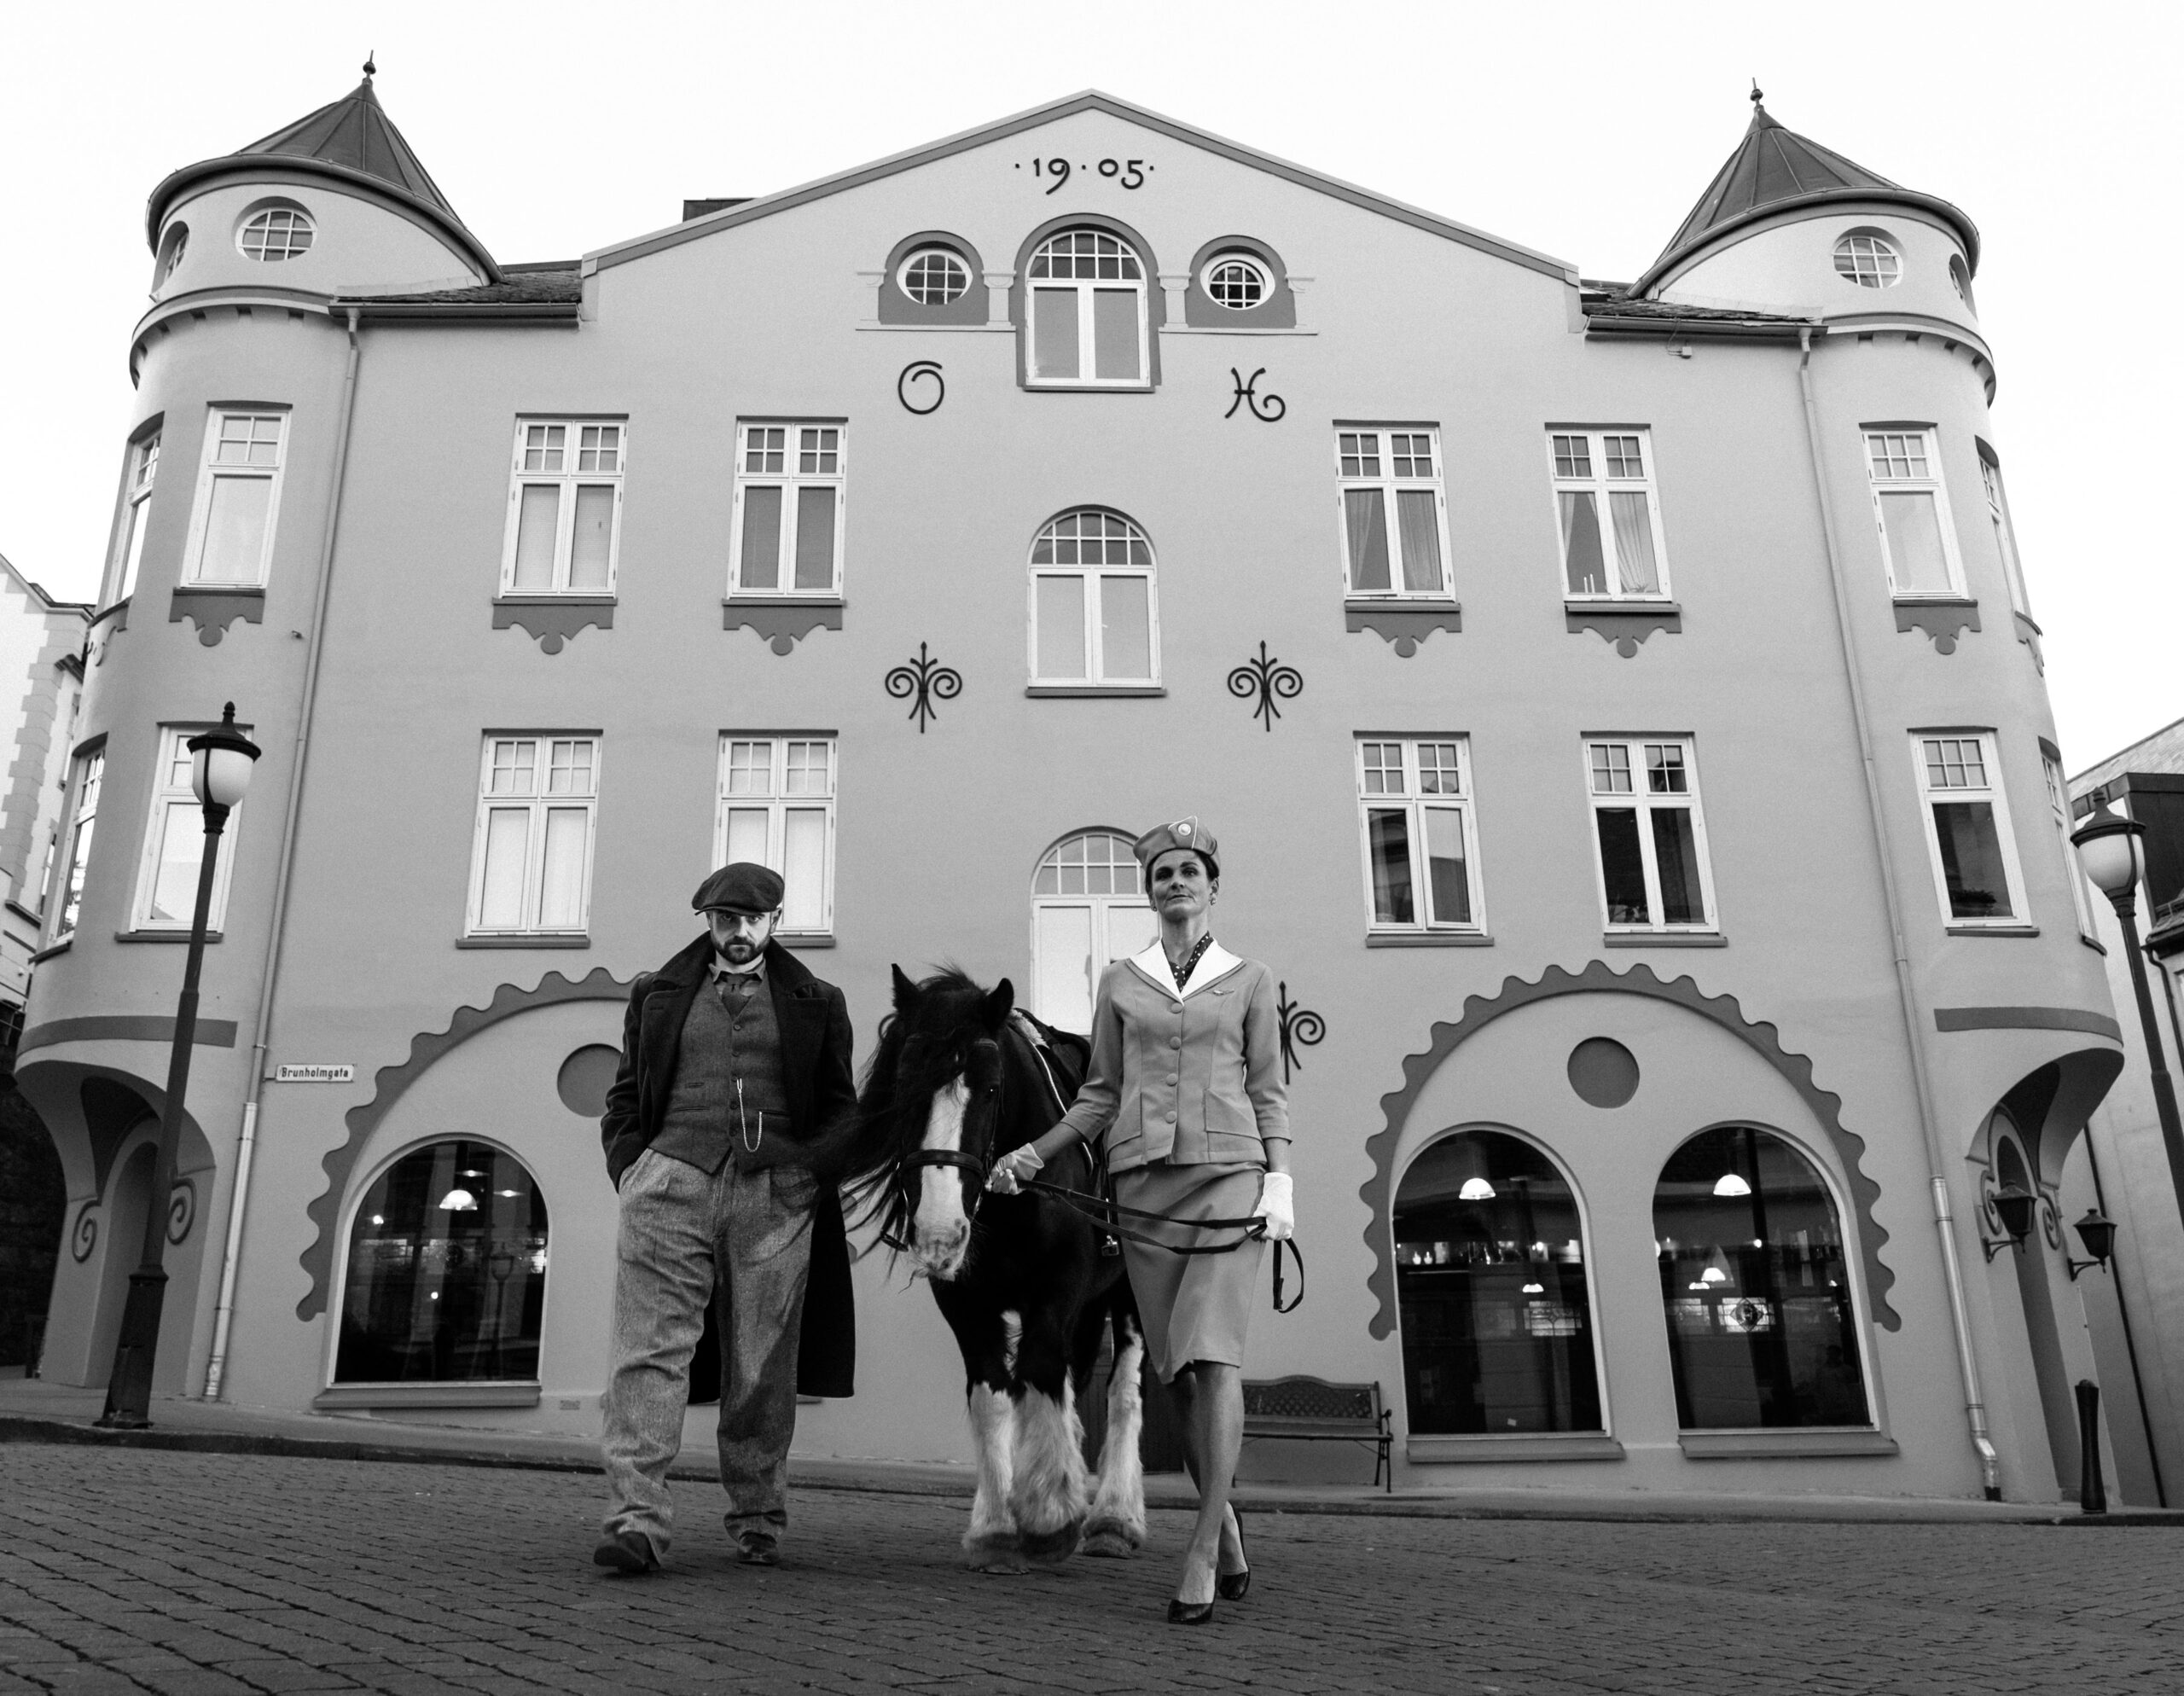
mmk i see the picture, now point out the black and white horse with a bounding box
[841,967,1146,1571]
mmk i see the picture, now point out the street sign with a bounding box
[275,1064,356,1083]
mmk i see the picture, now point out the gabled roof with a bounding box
[1635,96,1978,296]
[147,69,499,282]
[587,90,1576,283]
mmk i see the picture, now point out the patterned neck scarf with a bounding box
[1166,933,1215,990]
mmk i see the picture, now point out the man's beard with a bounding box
[718,937,760,962]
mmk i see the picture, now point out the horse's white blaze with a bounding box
[1086,1319,1147,1548]
[910,1077,973,1280]
[1009,1379,1088,1538]
[963,1383,1018,1559]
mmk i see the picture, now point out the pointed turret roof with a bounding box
[148,64,497,280]
[1635,92,1977,295]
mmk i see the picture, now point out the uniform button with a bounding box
[1170,1037,1182,1048]
[1166,1074,1178,1085]
[1165,1110,1176,1123]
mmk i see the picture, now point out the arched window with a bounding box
[900,247,971,305]
[1394,1130,1602,1435]
[1025,228,1148,386]
[1832,229,1900,288]
[1028,508,1159,688]
[1030,830,1157,1033]
[1202,253,1270,310]
[238,204,316,262]
[1654,1126,1869,1429]
[1949,254,1977,311]
[334,1141,549,1384]
[154,224,189,290]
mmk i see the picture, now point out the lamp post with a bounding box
[2071,803,2184,1216]
[98,704,259,1428]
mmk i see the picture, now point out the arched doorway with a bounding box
[1991,1129,2080,1493]
[84,1142,156,1388]
[1029,829,1155,1034]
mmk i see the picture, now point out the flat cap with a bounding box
[692,862,785,915]
[1134,816,1220,880]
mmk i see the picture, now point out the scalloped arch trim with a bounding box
[1356,959,1898,1339]
[295,966,633,1319]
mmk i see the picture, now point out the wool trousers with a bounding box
[600,1146,817,1556]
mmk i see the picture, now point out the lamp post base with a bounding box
[96,1266,170,1429]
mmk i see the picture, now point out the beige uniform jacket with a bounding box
[1052,941,1292,1173]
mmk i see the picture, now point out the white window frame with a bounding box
[498,419,625,596]
[1833,230,1902,288]
[898,247,972,305]
[2042,752,2098,942]
[1977,445,2031,618]
[1910,732,2029,932]
[52,747,104,944]
[712,735,838,938]
[1333,427,1452,601]
[465,735,601,938]
[1356,736,1486,936]
[1202,253,1272,310]
[108,430,161,607]
[727,422,846,600]
[1546,428,1671,601]
[131,725,247,933]
[1864,427,1966,599]
[1583,735,1719,935]
[181,409,288,587]
[1025,229,1152,391]
[1025,509,1162,688]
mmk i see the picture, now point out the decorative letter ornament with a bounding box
[897,360,944,415]
[886,642,963,734]
[1228,641,1303,731]
[1275,982,1326,1083]
[1224,367,1286,423]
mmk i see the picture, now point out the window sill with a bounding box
[495,592,617,605]
[1944,923,2039,938]
[1345,601,1462,657]
[780,934,835,950]
[1165,325,1317,337]
[170,585,264,648]
[1366,932,1495,948]
[5,900,44,926]
[2079,934,2108,956]
[1677,1428,1897,1460]
[723,595,846,607]
[1893,597,1980,653]
[28,939,71,965]
[493,598,613,653]
[723,598,843,653]
[1563,597,1680,613]
[854,322,1013,334]
[1408,1433,1624,1464]
[114,929,223,944]
[173,582,267,597]
[1024,684,1167,698]
[313,1381,541,1411]
[1024,383,1156,395]
[456,935,591,950]
[1603,932,1726,948]
[1565,601,1681,655]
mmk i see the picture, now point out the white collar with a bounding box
[1128,939,1244,1000]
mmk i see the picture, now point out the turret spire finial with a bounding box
[363,51,376,80]
[1750,79,1763,107]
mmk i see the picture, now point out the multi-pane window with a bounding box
[132,726,245,932]
[1357,737,1483,932]
[1336,428,1449,597]
[502,421,624,594]
[2043,753,2098,940]
[1978,449,2031,616]
[1030,831,1157,1034]
[900,248,971,305]
[1865,429,1963,596]
[1586,738,1715,932]
[730,424,845,596]
[53,750,102,942]
[1912,734,2024,926]
[238,206,314,262]
[183,410,287,586]
[1549,430,1668,598]
[111,432,160,605]
[715,736,836,935]
[1026,229,1149,386]
[1203,254,1270,309]
[1833,231,1900,288]
[1028,509,1159,686]
[468,737,599,937]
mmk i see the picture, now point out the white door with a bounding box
[1030,831,1149,1034]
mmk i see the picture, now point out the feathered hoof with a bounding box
[963,1532,1030,1575]
[1019,1519,1083,1566]
[1080,1517,1142,1560]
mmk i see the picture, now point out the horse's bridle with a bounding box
[894,1036,1004,1226]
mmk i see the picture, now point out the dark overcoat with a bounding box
[598,933,857,1398]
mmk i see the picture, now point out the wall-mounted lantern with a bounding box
[2067,1207,2118,1281]
[1981,1182,2037,1260]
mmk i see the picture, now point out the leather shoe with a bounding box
[1166,1598,1216,1625]
[735,1531,781,1567]
[1217,1507,1251,1602]
[592,1530,659,1574]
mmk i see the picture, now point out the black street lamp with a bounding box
[97,704,259,1429]
[2071,803,2184,1220]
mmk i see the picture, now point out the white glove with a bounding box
[985,1144,1046,1195]
[1255,1171,1295,1242]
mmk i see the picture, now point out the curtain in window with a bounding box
[723,808,768,866]
[478,810,530,929]
[1559,491,1606,594]
[537,808,588,930]
[782,810,827,931]
[144,801,206,924]
[1345,491,1391,591]
[1608,491,1658,593]
[199,476,272,583]
[1092,288,1140,380]
[739,486,782,589]
[569,487,613,589]
[1366,809,1415,924]
[1396,490,1443,592]
[793,486,835,590]
[1035,576,1087,678]
[1931,801,2013,918]
[512,486,560,589]
[1879,491,1951,593]
[1649,810,1706,925]
[1422,807,1470,925]
[1032,288,1079,380]
[1099,577,1152,678]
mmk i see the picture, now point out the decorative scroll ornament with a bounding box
[71,1203,98,1263]
[1228,641,1303,731]
[1275,981,1326,1083]
[886,642,962,734]
[898,360,944,415]
[1224,367,1286,423]
[166,1178,196,1246]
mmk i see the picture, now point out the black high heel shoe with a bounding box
[1217,1506,1251,1602]
[1166,1598,1216,1625]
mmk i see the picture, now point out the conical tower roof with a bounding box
[147,64,497,280]
[1635,93,1977,295]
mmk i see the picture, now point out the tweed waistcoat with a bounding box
[651,973,794,1174]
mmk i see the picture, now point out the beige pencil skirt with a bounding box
[1112,1161,1266,1383]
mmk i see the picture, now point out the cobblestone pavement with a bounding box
[4,1448,2182,1695]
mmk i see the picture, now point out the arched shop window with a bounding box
[334,1141,549,1384]
[1393,1130,1602,1434]
[1653,1126,1868,1428]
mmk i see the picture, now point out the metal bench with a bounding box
[1240,1375,1393,1492]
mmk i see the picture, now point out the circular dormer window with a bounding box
[1203,253,1271,309]
[1832,230,1901,288]
[238,204,316,262]
[154,224,189,289]
[1949,255,1976,311]
[899,247,970,305]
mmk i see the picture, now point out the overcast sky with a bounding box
[3,1,2173,768]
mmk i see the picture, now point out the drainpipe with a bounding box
[203,305,362,1401]
[1796,326,2001,1499]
